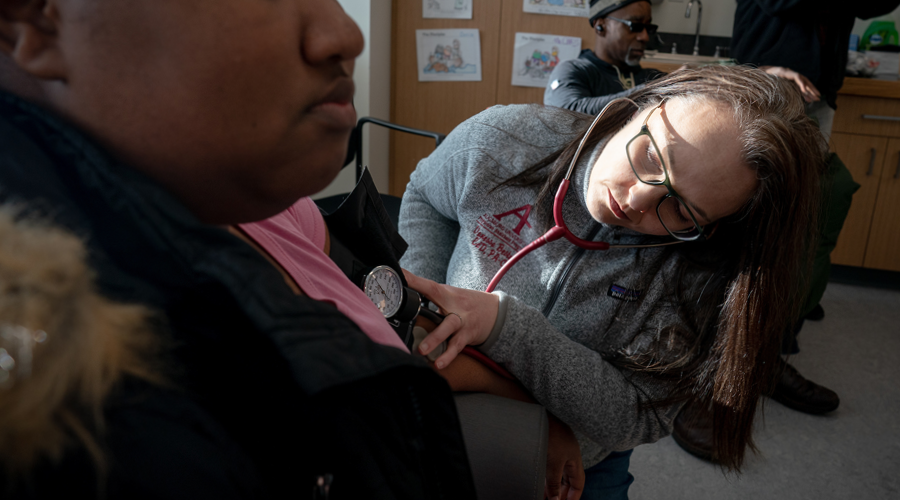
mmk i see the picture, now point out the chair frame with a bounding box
[351,117,446,182]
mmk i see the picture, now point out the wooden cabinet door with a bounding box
[830,133,888,266]
[390,0,504,196]
[833,95,900,137]
[863,138,900,271]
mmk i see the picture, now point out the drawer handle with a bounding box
[862,114,900,122]
[895,154,900,179]
[868,148,877,176]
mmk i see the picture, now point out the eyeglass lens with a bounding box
[634,23,658,35]
[657,197,700,237]
[607,17,658,36]
[626,132,666,183]
[626,128,701,240]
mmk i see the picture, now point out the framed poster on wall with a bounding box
[416,29,483,82]
[423,0,473,19]
[511,32,581,87]
[523,0,589,18]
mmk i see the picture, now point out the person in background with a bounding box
[544,0,662,115]
[0,0,475,497]
[669,0,900,466]
[732,0,900,142]
[544,1,821,122]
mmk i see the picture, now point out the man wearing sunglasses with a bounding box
[545,0,662,115]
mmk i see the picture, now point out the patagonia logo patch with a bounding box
[607,284,641,302]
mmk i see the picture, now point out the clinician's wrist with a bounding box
[475,291,508,354]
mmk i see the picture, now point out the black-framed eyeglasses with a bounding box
[606,16,659,36]
[625,102,704,241]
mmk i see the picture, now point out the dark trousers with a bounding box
[785,152,858,354]
[582,449,635,500]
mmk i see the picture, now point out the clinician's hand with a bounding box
[761,66,821,103]
[403,270,499,369]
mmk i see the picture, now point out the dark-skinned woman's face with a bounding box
[36,0,364,223]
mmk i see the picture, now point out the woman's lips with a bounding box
[308,79,357,130]
[608,189,631,221]
[309,100,357,130]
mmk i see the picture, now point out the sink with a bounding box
[642,51,732,66]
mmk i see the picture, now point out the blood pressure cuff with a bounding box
[320,167,418,348]
[320,167,408,288]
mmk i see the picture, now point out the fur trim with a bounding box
[0,207,160,480]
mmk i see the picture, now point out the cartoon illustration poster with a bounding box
[523,0,589,18]
[416,29,482,82]
[423,0,472,19]
[511,33,581,88]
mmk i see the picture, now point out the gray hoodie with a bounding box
[399,104,702,467]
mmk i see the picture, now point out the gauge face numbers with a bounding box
[363,266,403,318]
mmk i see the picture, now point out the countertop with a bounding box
[838,77,900,99]
[638,65,900,99]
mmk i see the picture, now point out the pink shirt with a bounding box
[239,197,409,352]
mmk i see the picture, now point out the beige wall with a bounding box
[656,0,900,40]
[852,6,900,37]
[315,0,900,198]
[654,0,737,38]
[315,0,393,198]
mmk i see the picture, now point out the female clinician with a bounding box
[399,65,826,499]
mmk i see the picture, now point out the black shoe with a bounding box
[769,358,840,414]
[672,400,719,464]
[804,304,825,321]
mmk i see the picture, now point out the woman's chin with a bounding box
[593,209,622,227]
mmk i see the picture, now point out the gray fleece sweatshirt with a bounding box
[399,104,701,467]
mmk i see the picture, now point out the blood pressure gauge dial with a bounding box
[362,265,404,318]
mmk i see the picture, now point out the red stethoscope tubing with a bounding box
[484,97,632,293]
[469,181,615,380]
[461,348,512,378]
[466,100,626,379]
[465,98,684,380]
[485,178,610,294]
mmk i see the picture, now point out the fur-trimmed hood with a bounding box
[0,207,158,479]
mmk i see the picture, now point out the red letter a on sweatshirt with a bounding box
[494,205,532,235]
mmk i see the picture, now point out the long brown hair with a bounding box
[498,65,827,470]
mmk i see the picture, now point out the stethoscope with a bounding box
[485,98,683,293]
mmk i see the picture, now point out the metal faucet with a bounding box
[685,0,702,56]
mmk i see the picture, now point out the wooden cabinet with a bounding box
[865,138,900,270]
[831,79,900,272]
[829,133,886,267]
[389,0,595,196]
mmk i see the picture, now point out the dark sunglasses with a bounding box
[606,16,659,36]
